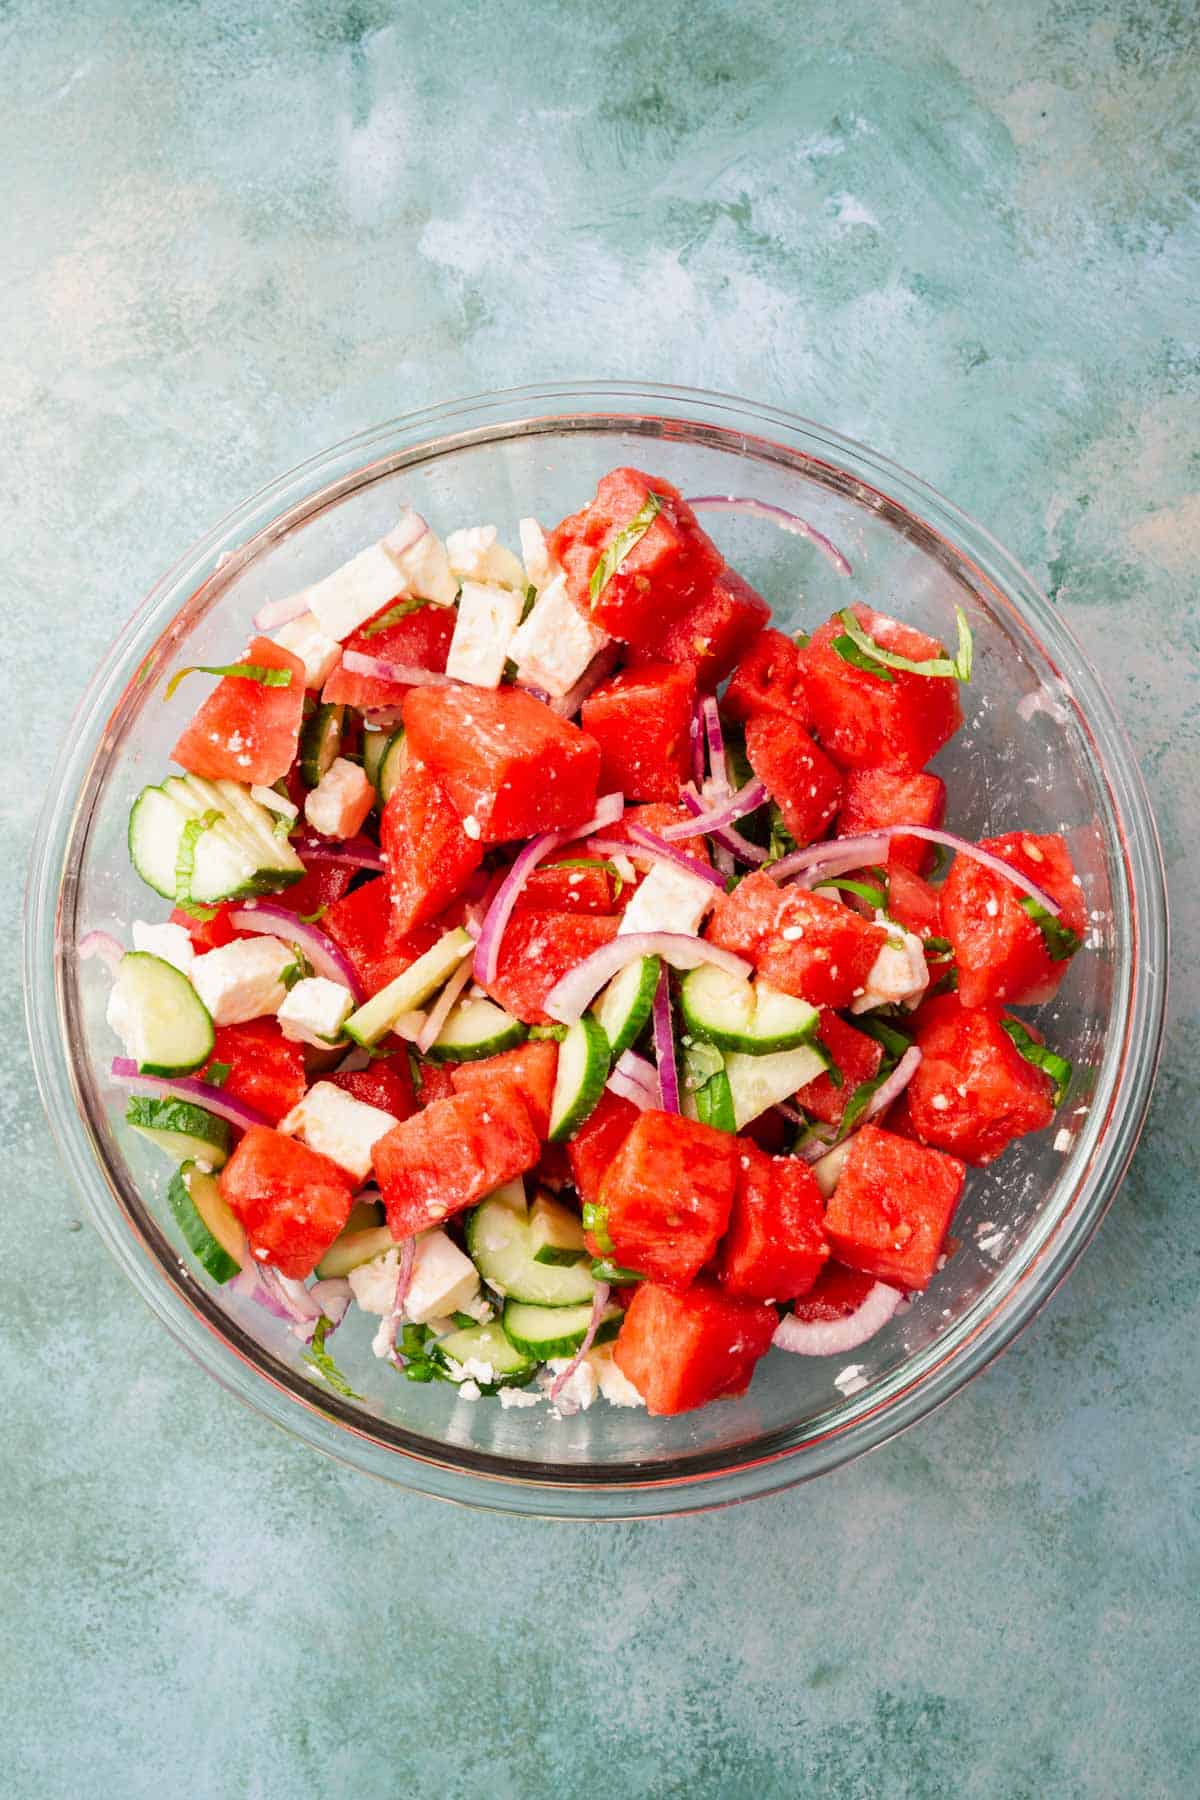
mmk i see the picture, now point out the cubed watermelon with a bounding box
[171,902,242,952]
[706,870,888,1009]
[374,1087,541,1239]
[744,713,843,847]
[567,1089,641,1207]
[380,761,484,934]
[263,859,354,920]
[628,567,770,689]
[802,605,963,772]
[794,1010,884,1128]
[789,1261,881,1323]
[822,1123,965,1290]
[220,1126,354,1279]
[323,876,443,998]
[482,910,620,1025]
[605,801,712,868]
[595,1110,738,1290]
[172,636,306,786]
[722,627,812,728]
[905,994,1057,1165]
[327,1058,418,1123]
[549,468,725,648]
[322,599,455,710]
[612,1280,776,1415]
[939,832,1085,1009]
[514,858,616,915]
[200,1019,307,1126]
[580,662,696,804]
[413,1060,459,1107]
[450,1039,559,1140]
[884,866,943,940]
[718,1143,829,1301]
[836,767,946,873]
[402,684,601,843]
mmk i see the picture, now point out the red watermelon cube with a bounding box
[884,866,943,940]
[450,1039,559,1141]
[380,761,484,934]
[515,858,616,914]
[836,767,946,873]
[722,627,812,728]
[327,1058,418,1124]
[628,567,770,689]
[482,910,620,1026]
[939,831,1085,1009]
[322,599,455,710]
[323,876,443,999]
[822,1124,965,1290]
[172,635,306,786]
[905,994,1057,1165]
[789,1261,881,1323]
[802,605,963,772]
[200,1019,307,1127]
[374,1088,541,1239]
[706,871,888,1009]
[612,1280,776,1415]
[567,1089,641,1208]
[744,713,843,847]
[718,1143,829,1301]
[595,1110,738,1290]
[794,1010,884,1128]
[580,662,696,803]
[220,1126,355,1279]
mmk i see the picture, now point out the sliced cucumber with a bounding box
[425,997,527,1064]
[378,729,407,803]
[592,954,660,1058]
[432,1319,537,1391]
[126,1094,232,1167]
[300,703,345,787]
[529,1191,587,1266]
[344,927,473,1048]
[128,774,303,905]
[167,1161,244,1283]
[111,951,215,1076]
[693,1066,736,1133]
[722,1043,828,1129]
[548,1014,610,1142]
[345,1196,386,1233]
[361,728,390,792]
[466,1189,598,1306]
[679,965,819,1056]
[501,1298,622,1360]
[812,1137,854,1200]
[314,1223,397,1279]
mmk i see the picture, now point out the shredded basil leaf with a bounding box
[298,904,328,924]
[793,629,811,648]
[853,1015,913,1062]
[832,607,973,683]
[1019,895,1081,962]
[520,583,538,622]
[1001,1018,1073,1106]
[165,661,293,702]
[815,872,890,909]
[203,1061,231,1089]
[925,843,949,881]
[589,493,664,608]
[923,934,954,956]
[280,947,313,991]
[810,1037,844,1090]
[174,809,224,916]
[764,803,798,867]
[361,594,434,636]
[581,1202,614,1253]
[301,1316,362,1400]
[694,1067,736,1132]
[837,1073,888,1141]
[450,1311,479,1332]
[830,631,896,683]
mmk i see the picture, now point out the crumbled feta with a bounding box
[849,922,929,1015]
[455,1356,497,1386]
[304,757,375,839]
[445,580,525,688]
[518,516,562,592]
[1054,1128,1073,1153]
[348,1249,402,1318]
[499,1385,542,1409]
[279,1079,398,1183]
[542,1356,599,1412]
[250,782,299,822]
[588,1343,645,1408]
[509,572,608,697]
[276,976,354,1048]
[271,611,341,689]
[619,861,717,939]
[445,524,526,589]
[456,1379,482,1402]
[131,919,195,977]
[191,935,295,1026]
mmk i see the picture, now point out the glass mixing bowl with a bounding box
[25,382,1167,1518]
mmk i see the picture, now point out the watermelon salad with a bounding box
[85,467,1086,1418]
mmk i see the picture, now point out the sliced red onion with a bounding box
[379,1237,417,1357]
[110,1060,271,1133]
[712,840,736,879]
[686,494,853,577]
[864,1047,923,1121]
[253,591,311,631]
[652,965,680,1114]
[384,510,429,559]
[774,1101,807,1128]
[680,786,768,865]
[257,1264,324,1328]
[607,1050,661,1110]
[689,705,705,787]
[545,642,621,718]
[340,650,454,688]
[227,902,364,1002]
[549,1282,611,1405]
[623,826,727,889]
[544,932,751,1025]
[472,793,624,986]
[230,1264,292,1319]
[78,930,124,975]
[310,1277,352,1329]
[416,955,474,1053]
[701,695,727,786]
[780,827,1062,914]
[772,1281,901,1356]
[769,833,892,883]
[660,776,766,842]
[296,835,384,871]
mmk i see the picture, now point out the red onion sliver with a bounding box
[110,1060,272,1134]
[777,826,1063,914]
[606,1066,658,1110]
[379,1237,417,1356]
[681,788,769,865]
[543,932,751,1025]
[609,1049,661,1107]
[652,965,680,1114]
[549,1282,611,1405]
[472,793,623,986]
[689,705,705,788]
[772,1281,902,1357]
[296,835,384,871]
[545,642,621,718]
[231,1265,292,1319]
[257,1265,323,1328]
[701,695,727,786]
[864,1046,923,1121]
[385,510,429,559]
[341,650,454,688]
[768,833,892,883]
[416,955,474,1054]
[253,591,311,632]
[78,930,125,974]
[624,826,727,889]
[226,902,364,1002]
[686,495,853,578]
[309,1277,352,1328]
[660,777,767,842]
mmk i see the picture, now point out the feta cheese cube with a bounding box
[385,515,459,606]
[276,976,354,1048]
[509,572,609,698]
[445,580,525,688]
[619,861,717,939]
[278,1079,399,1183]
[404,1229,481,1324]
[849,923,929,1015]
[131,919,195,978]
[191,936,296,1026]
[303,541,410,643]
[271,611,341,689]
[589,1342,646,1408]
[347,1249,401,1317]
[304,757,375,839]
[446,525,526,589]
[542,1356,599,1412]
[518,516,562,592]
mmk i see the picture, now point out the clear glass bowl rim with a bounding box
[24,379,1168,1519]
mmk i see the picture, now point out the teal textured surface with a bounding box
[2,2,1196,1794]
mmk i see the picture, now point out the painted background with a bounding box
[3,2,1196,1794]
